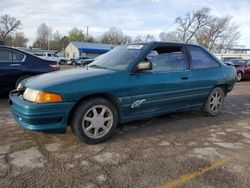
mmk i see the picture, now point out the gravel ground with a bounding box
[0,81,250,188]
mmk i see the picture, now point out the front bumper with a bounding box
[9,90,75,133]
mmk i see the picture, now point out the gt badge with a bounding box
[131,99,146,108]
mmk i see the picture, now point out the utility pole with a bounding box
[86,26,89,39]
[48,33,50,50]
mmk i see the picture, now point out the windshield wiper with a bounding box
[88,64,107,69]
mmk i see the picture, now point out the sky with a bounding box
[1,0,250,47]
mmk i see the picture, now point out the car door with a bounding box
[0,48,25,90]
[245,60,250,78]
[187,45,224,106]
[127,44,195,118]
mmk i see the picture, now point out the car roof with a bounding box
[126,41,201,47]
[0,45,30,55]
[0,45,52,61]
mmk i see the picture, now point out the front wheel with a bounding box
[59,60,66,65]
[203,87,225,116]
[71,98,118,144]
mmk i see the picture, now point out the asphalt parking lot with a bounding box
[0,81,250,188]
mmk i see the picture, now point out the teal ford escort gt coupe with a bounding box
[9,42,236,144]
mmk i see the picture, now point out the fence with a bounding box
[214,53,250,60]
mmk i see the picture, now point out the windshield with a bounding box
[88,44,146,70]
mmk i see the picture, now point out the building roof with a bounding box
[69,42,114,54]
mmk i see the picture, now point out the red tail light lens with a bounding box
[49,64,60,71]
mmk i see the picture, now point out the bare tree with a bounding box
[144,34,156,42]
[175,7,210,43]
[0,14,22,43]
[134,34,156,42]
[49,31,63,50]
[134,36,144,42]
[159,7,241,52]
[195,16,240,52]
[11,32,28,47]
[60,36,69,49]
[85,35,96,43]
[100,27,131,45]
[159,31,181,42]
[33,23,52,50]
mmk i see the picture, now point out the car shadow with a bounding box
[107,94,250,144]
[1,92,249,145]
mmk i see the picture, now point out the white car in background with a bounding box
[34,52,66,65]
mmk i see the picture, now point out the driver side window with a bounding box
[146,46,188,72]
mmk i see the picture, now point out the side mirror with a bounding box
[135,61,152,72]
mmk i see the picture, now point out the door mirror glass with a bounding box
[136,61,152,72]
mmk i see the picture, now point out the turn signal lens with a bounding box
[23,88,63,103]
[35,91,63,103]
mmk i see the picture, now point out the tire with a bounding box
[72,61,76,66]
[15,75,32,89]
[203,87,225,116]
[237,72,243,82]
[71,98,118,144]
[59,60,65,65]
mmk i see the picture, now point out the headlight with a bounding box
[23,88,63,103]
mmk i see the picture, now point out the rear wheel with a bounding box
[237,72,243,82]
[203,87,225,116]
[71,98,118,144]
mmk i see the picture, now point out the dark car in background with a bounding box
[226,59,250,81]
[0,45,60,92]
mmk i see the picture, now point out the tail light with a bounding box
[49,63,60,71]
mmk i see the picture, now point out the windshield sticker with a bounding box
[127,45,144,49]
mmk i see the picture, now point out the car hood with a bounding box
[23,67,116,91]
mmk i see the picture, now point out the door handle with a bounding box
[180,75,189,80]
[10,64,21,67]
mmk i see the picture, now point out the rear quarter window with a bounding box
[0,48,12,62]
[188,46,220,69]
[13,51,25,62]
[0,48,24,62]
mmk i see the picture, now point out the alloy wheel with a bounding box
[82,105,113,139]
[209,91,223,113]
[237,72,242,82]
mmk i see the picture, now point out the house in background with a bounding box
[65,42,114,60]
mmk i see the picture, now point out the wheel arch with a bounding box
[238,70,244,74]
[67,93,122,126]
[213,84,230,96]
